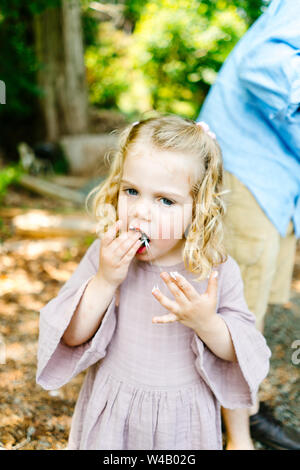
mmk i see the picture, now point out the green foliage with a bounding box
[81,0,99,47]
[123,0,147,27]
[0,0,60,116]
[124,0,267,27]
[233,0,269,24]
[0,0,62,162]
[130,0,248,117]
[0,0,266,147]
[87,0,265,118]
[0,164,23,203]
[85,22,131,109]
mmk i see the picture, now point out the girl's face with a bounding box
[117,143,194,265]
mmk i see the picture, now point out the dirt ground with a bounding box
[0,185,299,450]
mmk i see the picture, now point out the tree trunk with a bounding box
[34,0,88,141]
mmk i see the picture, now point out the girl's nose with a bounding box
[130,200,152,221]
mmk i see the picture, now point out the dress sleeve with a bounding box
[191,256,271,409]
[36,239,117,390]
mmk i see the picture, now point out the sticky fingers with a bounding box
[161,271,199,302]
[151,285,179,322]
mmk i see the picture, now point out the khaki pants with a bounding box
[223,171,296,331]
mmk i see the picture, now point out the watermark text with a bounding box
[0,80,6,104]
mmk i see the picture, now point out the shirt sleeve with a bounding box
[191,256,271,409]
[238,39,300,155]
[36,239,117,390]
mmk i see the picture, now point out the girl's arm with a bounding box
[62,274,117,347]
[152,270,236,362]
[63,220,143,347]
[193,314,237,362]
[36,239,120,390]
[152,259,270,409]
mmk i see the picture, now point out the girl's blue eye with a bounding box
[125,188,137,196]
[123,189,174,207]
[161,197,174,206]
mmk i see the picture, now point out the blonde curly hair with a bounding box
[86,114,228,281]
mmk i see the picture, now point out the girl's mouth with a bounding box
[137,244,147,254]
[129,226,151,253]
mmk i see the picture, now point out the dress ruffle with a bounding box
[191,313,270,409]
[68,365,221,450]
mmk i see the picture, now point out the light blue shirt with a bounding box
[198,0,300,238]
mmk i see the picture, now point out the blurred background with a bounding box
[0,0,267,169]
[0,0,299,451]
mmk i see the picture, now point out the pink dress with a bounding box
[36,239,271,450]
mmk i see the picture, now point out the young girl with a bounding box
[36,115,271,450]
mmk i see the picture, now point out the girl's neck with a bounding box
[135,258,185,272]
[142,239,185,268]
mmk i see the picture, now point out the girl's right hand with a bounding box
[96,220,143,288]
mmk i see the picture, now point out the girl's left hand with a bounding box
[152,270,218,331]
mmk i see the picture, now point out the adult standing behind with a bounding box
[197,0,300,450]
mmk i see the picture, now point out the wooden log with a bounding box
[0,208,25,218]
[11,209,97,238]
[18,174,85,205]
[46,175,90,188]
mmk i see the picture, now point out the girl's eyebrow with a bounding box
[120,179,185,200]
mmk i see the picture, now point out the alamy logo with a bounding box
[0,80,6,104]
[291,339,300,365]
